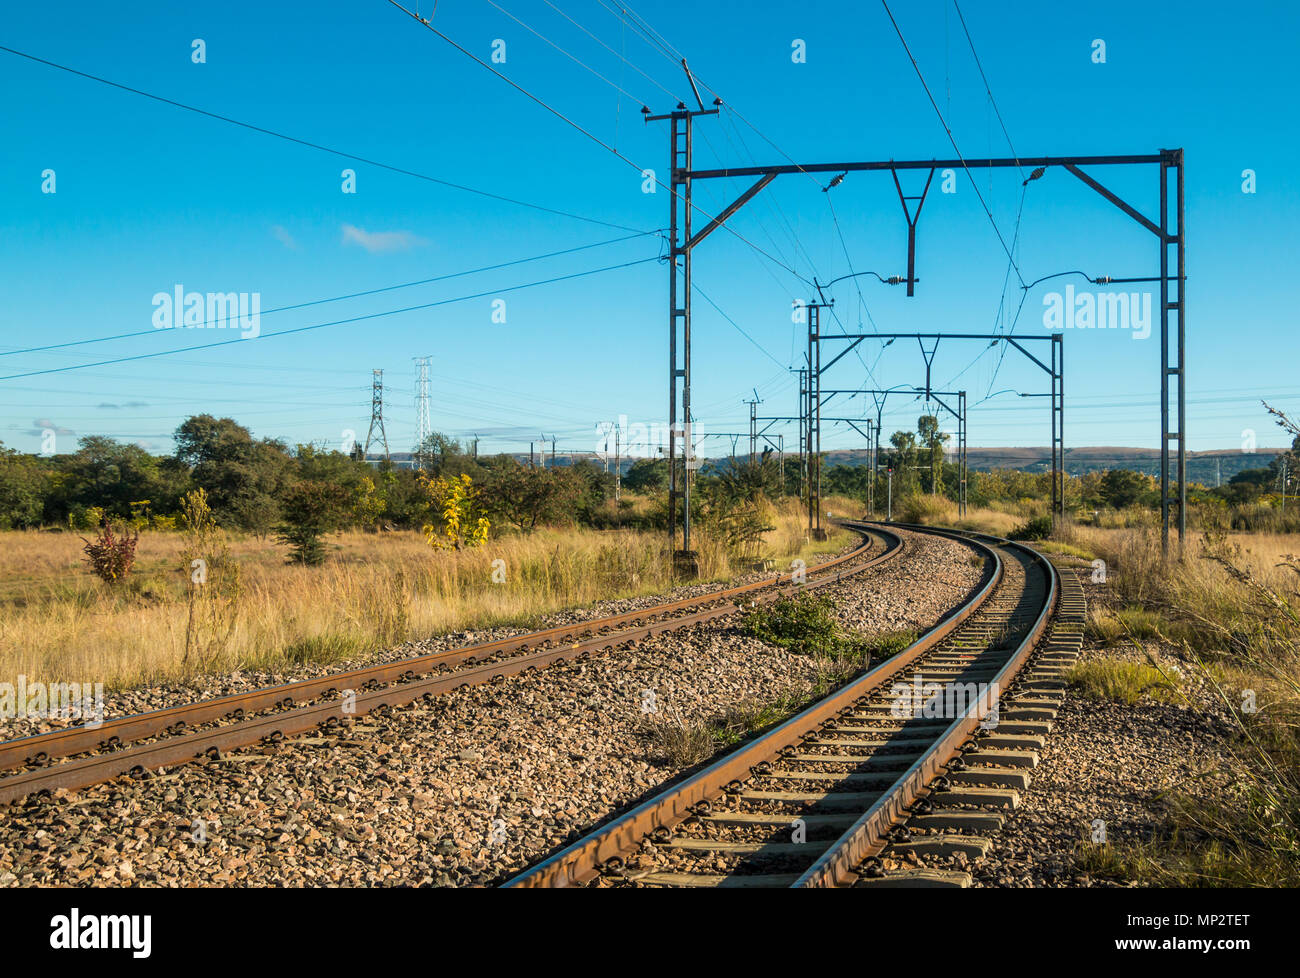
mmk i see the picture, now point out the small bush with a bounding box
[741,594,913,670]
[861,629,918,661]
[80,522,140,584]
[68,505,106,533]
[276,480,352,565]
[1010,515,1054,541]
[740,592,841,657]
[897,494,959,525]
[641,714,717,767]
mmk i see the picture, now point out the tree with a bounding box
[480,462,585,531]
[885,430,920,497]
[413,432,472,475]
[1099,469,1149,509]
[275,480,351,564]
[822,463,870,501]
[714,450,783,504]
[623,458,669,492]
[294,442,369,488]
[55,436,179,522]
[173,415,293,529]
[0,443,46,529]
[373,468,425,529]
[917,415,949,494]
[352,476,386,530]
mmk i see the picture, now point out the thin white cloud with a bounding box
[271,224,299,250]
[341,223,428,253]
[27,418,74,436]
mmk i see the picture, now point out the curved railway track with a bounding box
[0,524,905,808]
[506,523,1086,888]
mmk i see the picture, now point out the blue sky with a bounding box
[1,0,1297,460]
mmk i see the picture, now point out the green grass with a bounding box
[1031,540,1098,561]
[642,692,808,766]
[1067,657,1182,705]
[739,593,914,665]
[281,632,368,666]
[1085,606,1171,645]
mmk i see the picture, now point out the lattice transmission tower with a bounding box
[364,369,389,462]
[414,356,431,465]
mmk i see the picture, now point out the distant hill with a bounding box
[817,446,1285,485]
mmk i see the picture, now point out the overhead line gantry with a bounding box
[643,119,1186,558]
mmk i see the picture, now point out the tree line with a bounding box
[2,411,1295,536]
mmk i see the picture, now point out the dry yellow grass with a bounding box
[888,494,1023,537]
[1058,521,1300,886]
[0,497,855,689]
[1062,523,1299,609]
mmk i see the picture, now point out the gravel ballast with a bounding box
[0,527,983,887]
[970,567,1239,888]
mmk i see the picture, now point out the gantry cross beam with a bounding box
[810,332,1062,527]
[645,123,1186,555]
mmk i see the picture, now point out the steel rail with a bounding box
[505,521,1010,888]
[0,526,904,807]
[793,531,1058,887]
[0,528,882,773]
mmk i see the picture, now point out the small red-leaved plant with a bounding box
[81,521,140,584]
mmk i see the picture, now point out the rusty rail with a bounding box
[505,523,1057,889]
[0,527,882,774]
[505,522,1010,888]
[0,525,902,807]
[794,532,1058,887]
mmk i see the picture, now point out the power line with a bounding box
[542,0,686,105]
[596,3,886,397]
[386,1,812,288]
[878,1,1025,287]
[0,230,659,359]
[483,0,652,106]
[692,281,787,369]
[0,256,658,381]
[952,0,1023,176]
[0,43,645,234]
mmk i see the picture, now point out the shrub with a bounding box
[180,488,243,669]
[740,592,841,657]
[1010,515,1054,541]
[80,521,140,583]
[739,592,902,665]
[69,505,106,532]
[421,473,490,549]
[276,480,352,565]
[897,493,959,525]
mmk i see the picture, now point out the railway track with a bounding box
[506,523,1086,888]
[0,524,904,808]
